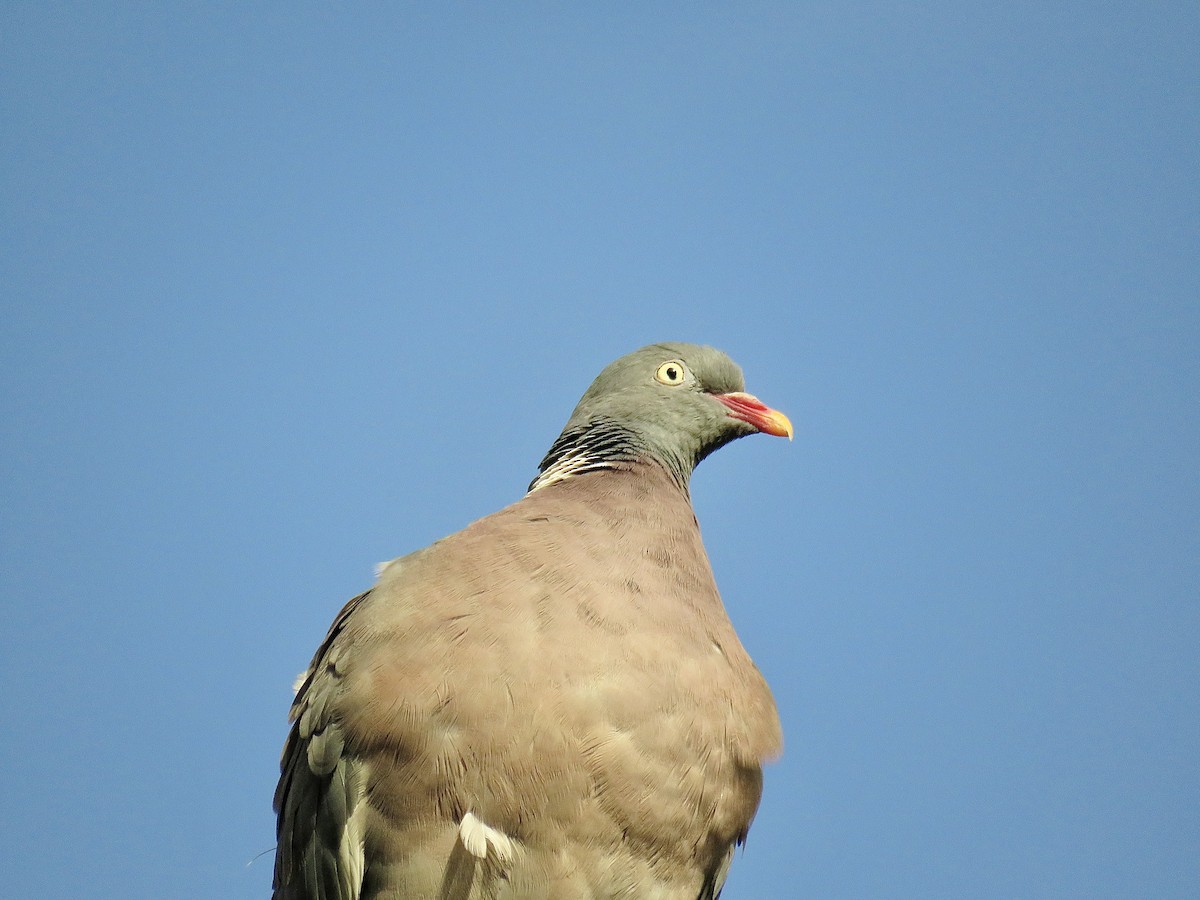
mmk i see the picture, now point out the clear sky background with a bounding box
[2,4,1197,898]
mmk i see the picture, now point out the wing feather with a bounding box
[273,592,371,900]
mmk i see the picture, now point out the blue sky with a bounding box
[2,4,1196,898]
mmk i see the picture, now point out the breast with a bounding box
[334,465,780,891]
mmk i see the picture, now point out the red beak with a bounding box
[715,392,794,440]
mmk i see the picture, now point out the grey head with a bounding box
[530,342,792,492]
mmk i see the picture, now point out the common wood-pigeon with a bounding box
[273,342,791,899]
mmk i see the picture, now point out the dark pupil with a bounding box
[666,367,678,380]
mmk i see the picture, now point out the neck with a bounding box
[527,417,691,493]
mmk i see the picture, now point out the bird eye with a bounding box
[654,360,688,386]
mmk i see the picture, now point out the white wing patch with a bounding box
[458,811,515,863]
[336,758,368,899]
[374,558,400,577]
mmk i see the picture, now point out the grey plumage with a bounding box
[274,342,791,899]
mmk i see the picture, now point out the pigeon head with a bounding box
[531,342,792,491]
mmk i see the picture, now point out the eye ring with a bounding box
[654,360,689,386]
